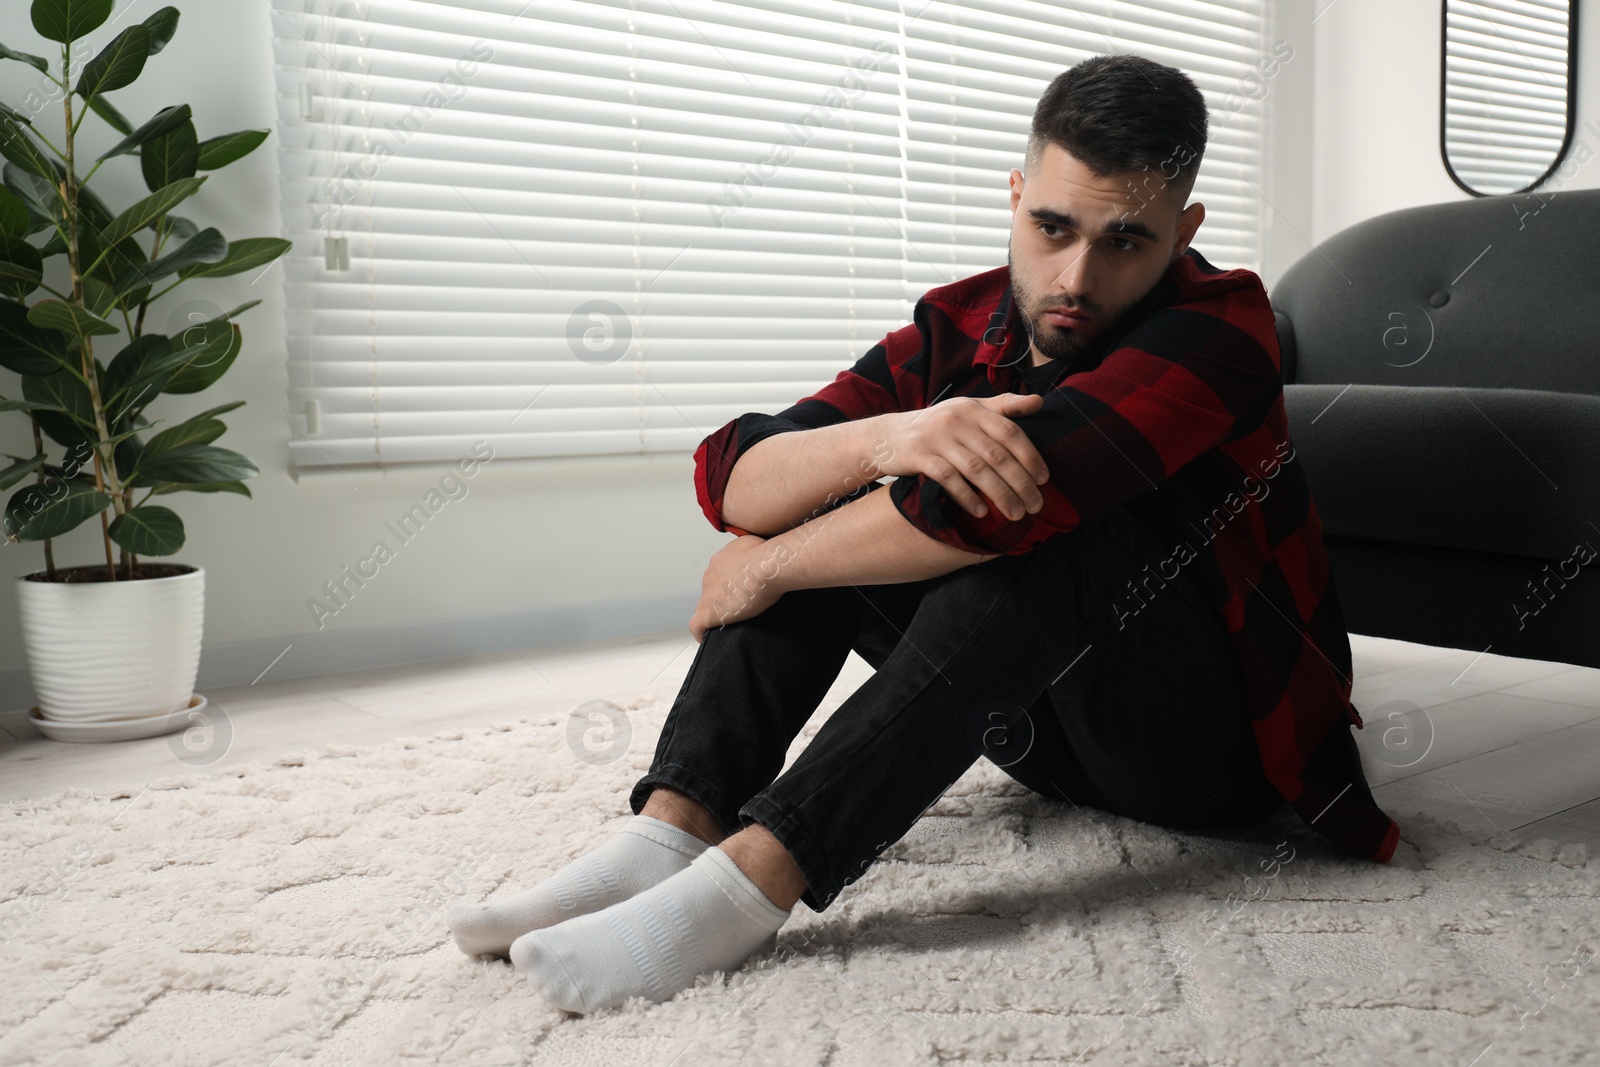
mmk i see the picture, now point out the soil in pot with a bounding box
[24,563,198,583]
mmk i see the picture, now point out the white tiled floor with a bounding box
[3,632,1597,854]
[1347,640,1600,851]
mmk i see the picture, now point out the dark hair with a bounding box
[1025,54,1208,209]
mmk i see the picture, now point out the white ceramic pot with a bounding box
[15,564,205,725]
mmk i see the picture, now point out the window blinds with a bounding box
[269,0,1268,469]
[1442,0,1574,196]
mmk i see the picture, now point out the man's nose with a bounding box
[1050,245,1096,296]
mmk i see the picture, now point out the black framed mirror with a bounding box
[1441,0,1578,197]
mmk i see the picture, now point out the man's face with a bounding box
[1006,140,1205,367]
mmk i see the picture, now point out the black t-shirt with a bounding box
[1013,356,1066,394]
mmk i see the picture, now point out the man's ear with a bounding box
[1170,201,1205,261]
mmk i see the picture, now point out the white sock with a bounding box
[509,846,792,1013]
[445,814,709,959]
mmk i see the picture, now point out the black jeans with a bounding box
[629,498,1284,912]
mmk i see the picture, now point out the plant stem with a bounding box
[31,416,57,581]
[145,278,183,305]
[120,481,135,577]
[133,227,167,337]
[61,44,123,582]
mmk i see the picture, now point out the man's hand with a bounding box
[689,533,789,644]
[873,393,1050,521]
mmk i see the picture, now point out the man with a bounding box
[447,53,1400,1015]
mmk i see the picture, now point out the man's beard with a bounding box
[1007,245,1101,366]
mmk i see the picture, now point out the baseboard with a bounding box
[0,591,699,713]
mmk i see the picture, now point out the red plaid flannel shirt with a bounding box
[693,248,1401,864]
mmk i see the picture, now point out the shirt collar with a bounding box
[974,282,1026,387]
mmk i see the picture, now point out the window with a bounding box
[270,0,1270,469]
[1441,0,1577,197]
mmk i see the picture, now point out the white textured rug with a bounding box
[4,694,1599,1066]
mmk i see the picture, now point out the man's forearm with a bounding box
[761,480,995,592]
[720,416,890,536]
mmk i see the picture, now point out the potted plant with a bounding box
[0,0,287,741]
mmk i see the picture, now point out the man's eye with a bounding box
[1110,236,1138,251]
[1037,223,1062,239]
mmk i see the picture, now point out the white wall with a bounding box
[1304,0,1598,245]
[2,0,1594,708]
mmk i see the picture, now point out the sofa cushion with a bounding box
[1283,383,1600,562]
[1268,186,1600,395]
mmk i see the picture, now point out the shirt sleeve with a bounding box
[694,319,921,535]
[888,283,1281,555]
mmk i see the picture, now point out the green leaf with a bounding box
[37,461,93,482]
[112,422,162,485]
[31,0,114,45]
[136,319,225,382]
[112,226,225,297]
[87,93,133,135]
[77,226,146,287]
[0,450,48,492]
[217,299,261,320]
[0,115,56,182]
[104,324,242,424]
[49,180,133,277]
[141,7,179,54]
[0,260,43,300]
[190,399,246,422]
[75,25,152,100]
[101,333,169,423]
[0,235,44,300]
[81,275,116,316]
[195,129,269,170]
[163,321,239,394]
[22,368,96,449]
[132,444,256,487]
[27,300,119,346]
[152,479,250,498]
[108,504,184,555]
[113,429,141,484]
[94,175,205,250]
[0,41,51,74]
[144,415,225,457]
[75,179,114,227]
[0,297,70,376]
[0,188,33,237]
[179,237,290,280]
[156,213,196,240]
[97,103,192,161]
[4,478,112,542]
[0,401,65,414]
[2,164,59,230]
[140,117,198,192]
[114,282,150,312]
[102,423,148,449]
[27,445,95,483]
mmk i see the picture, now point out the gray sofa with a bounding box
[1269,186,1600,671]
